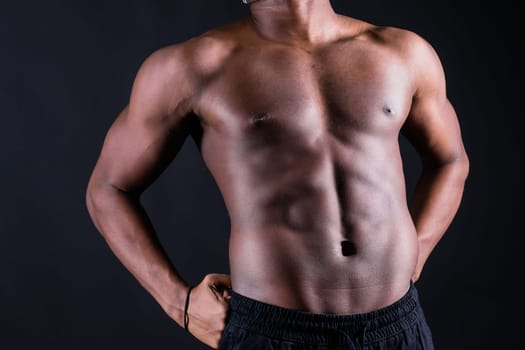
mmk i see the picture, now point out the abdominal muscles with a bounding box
[223,130,418,314]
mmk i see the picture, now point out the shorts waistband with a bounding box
[227,282,423,345]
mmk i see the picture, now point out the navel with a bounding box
[341,240,357,256]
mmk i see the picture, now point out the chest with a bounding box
[195,42,414,142]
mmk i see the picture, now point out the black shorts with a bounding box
[218,282,434,349]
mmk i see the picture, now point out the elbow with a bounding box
[85,177,137,226]
[445,151,470,183]
[448,152,470,185]
[456,151,470,182]
[85,177,104,229]
[423,150,470,181]
[85,179,126,240]
[84,177,119,233]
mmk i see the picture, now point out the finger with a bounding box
[222,289,232,300]
[209,274,232,289]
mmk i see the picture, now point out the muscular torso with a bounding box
[190,18,418,314]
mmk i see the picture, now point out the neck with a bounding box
[247,0,339,45]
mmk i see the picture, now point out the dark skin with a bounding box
[85,0,469,348]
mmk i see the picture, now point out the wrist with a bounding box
[183,285,195,332]
[159,278,190,327]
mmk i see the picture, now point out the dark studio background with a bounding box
[0,1,519,349]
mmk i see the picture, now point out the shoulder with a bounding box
[137,20,244,85]
[350,22,446,95]
[334,15,441,68]
[367,26,443,77]
[357,24,439,64]
[128,20,245,115]
[126,21,244,119]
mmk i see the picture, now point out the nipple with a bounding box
[341,240,356,256]
[382,105,394,117]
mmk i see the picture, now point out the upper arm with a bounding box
[88,44,199,194]
[401,33,469,169]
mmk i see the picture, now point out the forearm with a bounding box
[409,159,469,281]
[86,183,188,326]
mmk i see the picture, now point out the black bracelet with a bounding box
[184,285,194,332]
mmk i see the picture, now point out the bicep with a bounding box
[402,96,466,167]
[91,105,192,194]
[401,35,467,167]
[89,46,195,194]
